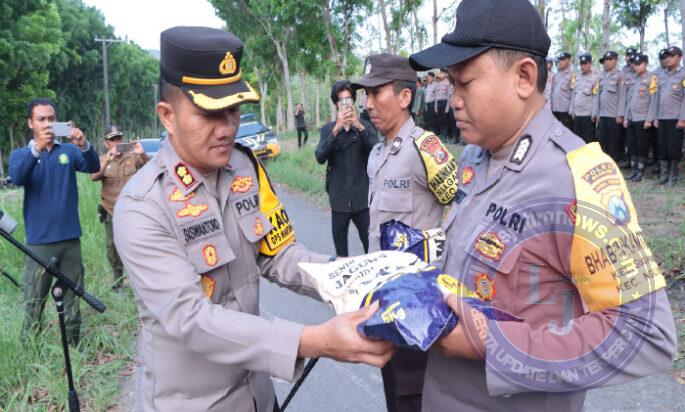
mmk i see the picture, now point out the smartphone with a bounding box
[51,122,73,137]
[116,143,134,153]
[341,98,348,111]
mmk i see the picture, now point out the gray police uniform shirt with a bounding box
[551,68,573,113]
[624,72,655,122]
[367,117,445,251]
[592,68,622,118]
[544,70,554,101]
[113,140,329,412]
[570,71,597,117]
[618,66,637,118]
[647,64,685,121]
[422,103,676,412]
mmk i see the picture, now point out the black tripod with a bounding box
[0,228,106,412]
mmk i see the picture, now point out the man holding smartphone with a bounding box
[91,125,148,290]
[9,98,100,346]
[315,80,378,257]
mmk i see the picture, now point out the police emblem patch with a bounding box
[169,188,196,202]
[231,175,253,193]
[462,166,475,185]
[474,272,496,301]
[202,244,218,266]
[418,135,448,164]
[510,135,532,165]
[474,232,506,261]
[58,153,69,165]
[219,51,237,75]
[177,202,209,218]
[200,275,216,298]
[254,216,264,236]
[601,189,631,226]
[174,163,196,188]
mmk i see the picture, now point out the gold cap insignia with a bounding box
[219,51,237,75]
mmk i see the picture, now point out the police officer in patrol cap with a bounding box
[351,53,458,412]
[113,26,394,412]
[647,45,685,186]
[410,0,676,410]
[593,50,624,161]
[551,51,573,129]
[570,53,598,142]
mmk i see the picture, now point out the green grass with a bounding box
[0,174,138,410]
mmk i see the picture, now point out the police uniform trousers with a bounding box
[424,103,436,134]
[657,119,684,161]
[649,127,659,164]
[572,116,596,143]
[22,238,83,345]
[381,348,427,412]
[628,121,651,164]
[553,111,573,130]
[598,116,622,162]
[331,208,370,257]
[104,213,124,288]
[435,99,448,137]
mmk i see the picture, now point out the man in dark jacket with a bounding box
[315,81,378,256]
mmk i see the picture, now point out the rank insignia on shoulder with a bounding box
[510,135,532,165]
[177,202,209,218]
[475,232,506,261]
[169,188,196,202]
[200,275,216,298]
[175,163,196,188]
[231,175,254,193]
[254,216,264,236]
[203,244,218,266]
[462,166,475,185]
[474,273,496,301]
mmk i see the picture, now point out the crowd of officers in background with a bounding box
[547,46,685,186]
[410,69,460,143]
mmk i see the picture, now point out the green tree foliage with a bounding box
[0,0,159,165]
[0,0,62,142]
[612,0,662,52]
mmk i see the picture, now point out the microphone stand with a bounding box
[0,228,106,412]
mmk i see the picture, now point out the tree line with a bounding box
[2,0,685,174]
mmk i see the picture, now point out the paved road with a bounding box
[120,186,685,411]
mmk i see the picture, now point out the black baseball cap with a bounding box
[625,47,637,56]
[351,53,416,90]
[160,26,259,112]
[659,48,669,60]
[104,125,123,140]
[666,46,682,56]
[408,0,550,71]
[579,53,592,64]
[599,51,618,63]
[557,52,571,61]
[632,53,648,65]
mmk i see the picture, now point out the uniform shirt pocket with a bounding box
[187,234,235,275]
[669,80,683,94]
[375,189,414,233]
[123,158,137,176]
[607,80,618,93]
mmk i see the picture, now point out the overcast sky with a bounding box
[83,0,676,58]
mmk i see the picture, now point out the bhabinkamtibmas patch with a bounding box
[255,159,296,256]
[414,132,459,205]
[566,142,665,312]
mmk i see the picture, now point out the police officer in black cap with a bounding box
[551,51,573,129]
[408,0,676,410]
[593,51,624,161]
[570,53,598,142]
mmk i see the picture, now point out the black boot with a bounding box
[658,160,670,184]
[668,162,679,187]
[625,158,638,180]
[652,162,660,174]
[632,162,645,182]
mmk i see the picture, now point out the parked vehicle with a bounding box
[237,113,280,159]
